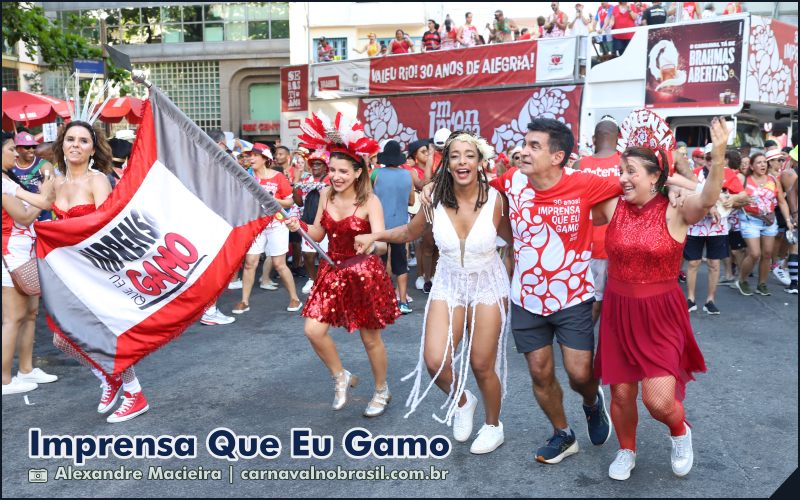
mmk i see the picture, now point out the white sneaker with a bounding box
[17,368,58,384]
[302,279,314,294]
[200,308,236,325]
[415,276,425,290]
[452,389,477,442]
[227,279,243,290]
[2,377,38,395]
[608,449,636,480]
[670,424,693,477]
[772,267,791,286]
[470,422,504,454]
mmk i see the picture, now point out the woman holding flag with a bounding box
[286,111,400,418]
[48,120,150,423]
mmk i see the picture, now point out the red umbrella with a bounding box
[95,96,145,124]
[1,90,71,130]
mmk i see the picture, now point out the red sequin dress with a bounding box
[302,209,400,332]
[595,195,706,401]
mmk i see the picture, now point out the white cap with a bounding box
[115,129,136,141]
[703,143,713,154]
[433,128,451,147]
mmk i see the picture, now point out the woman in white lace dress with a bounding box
[355,132,512,454]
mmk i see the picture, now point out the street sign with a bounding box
[73,59,105,77]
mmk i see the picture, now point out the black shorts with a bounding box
[729,230,746,251]
[289,230,302,243]
[683,235,729,261]
[776,208,787,231]
[380,242,408,276]
[510,300,595,353]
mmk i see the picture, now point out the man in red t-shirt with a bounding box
[490,118,619,464]
[606,1,639,56]
[573,118,621,325]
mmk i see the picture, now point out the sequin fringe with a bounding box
[402,257,509,426]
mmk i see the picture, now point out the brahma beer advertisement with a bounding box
[645,19,745,108]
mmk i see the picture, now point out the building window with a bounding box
[42,61,222,130]
[58,3,290,45]
[135,61,222,130]
[2,68,19,91]
[313,37,348,62]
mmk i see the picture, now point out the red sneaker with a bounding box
[107,391,150,423]
[97,377,123,414]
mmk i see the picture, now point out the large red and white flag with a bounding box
[34,87,279,377]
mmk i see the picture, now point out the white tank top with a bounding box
[432,187,499,271]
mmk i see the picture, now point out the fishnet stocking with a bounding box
[53,334,135,383]
[610,382,639,451]
[641,375,686,436]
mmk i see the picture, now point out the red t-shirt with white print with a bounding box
[256,171,293,228]
[491,167,622,316]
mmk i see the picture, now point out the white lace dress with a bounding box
[403,187,511,425]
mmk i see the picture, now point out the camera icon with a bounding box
[28,469,48,483]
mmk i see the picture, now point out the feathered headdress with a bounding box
[64,72,117,125]
[297,111,379,162]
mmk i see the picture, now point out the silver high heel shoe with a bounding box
[332,370,359,410]
[363,384,391,418]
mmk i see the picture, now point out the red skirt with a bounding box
[594,277,707,401]
[302,254,400,333]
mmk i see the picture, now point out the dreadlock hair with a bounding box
[621,147,669,192]
[431,133,490,213]
[327,151,372,207]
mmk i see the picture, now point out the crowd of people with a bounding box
[325,2,746,61]
[2,93,796,482]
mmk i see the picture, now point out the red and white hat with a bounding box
[308,150,330,165]
[247,143,273,160]
[765,149,784,162]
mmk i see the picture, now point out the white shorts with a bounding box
[301,235,329,253]
[590,258,609,301]
[2,241,35,288]
[247,224,290,257]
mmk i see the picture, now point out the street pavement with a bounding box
[2,264,797,497]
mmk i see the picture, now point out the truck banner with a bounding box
[357,85,583,153]
[645,19,745,109]
[746,17,798,108]
[307,38,577,99]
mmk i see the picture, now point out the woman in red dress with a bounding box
[49,121,149,423]
[286,112,400,418]
[592,116,729,480]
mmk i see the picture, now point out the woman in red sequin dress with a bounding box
[287,112,400,418]
[592,116,729,480]
[48,121,150,423]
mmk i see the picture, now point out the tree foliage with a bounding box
[2,3,130,93]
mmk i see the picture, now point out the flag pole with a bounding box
[130,71,336,267]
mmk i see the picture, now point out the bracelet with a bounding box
[298,220,309,232]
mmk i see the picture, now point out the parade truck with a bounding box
[280,35,586,154]
[280,13,797,156]
[579,13,798,153]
